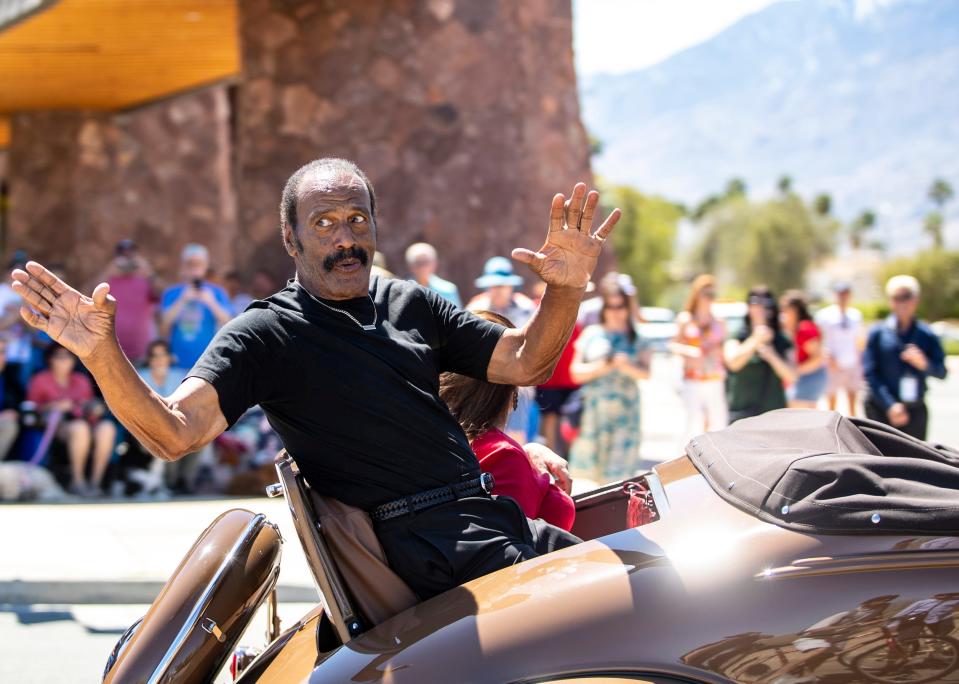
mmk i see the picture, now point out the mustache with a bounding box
[323,246,369,272]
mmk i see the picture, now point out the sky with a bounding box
[571,0,908,76]
[572,0,783,76]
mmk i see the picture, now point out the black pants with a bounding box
[865,399,928,441]
[374,495,581,600]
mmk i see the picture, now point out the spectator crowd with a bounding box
[0,238,949,500]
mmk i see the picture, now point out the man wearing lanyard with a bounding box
[863,275,947,439]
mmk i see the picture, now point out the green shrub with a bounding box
[879,250,959,321]
[854,300,890,324]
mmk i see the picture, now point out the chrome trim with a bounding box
[265,588,281,643]
[265,483,284,498]
[230,646,262,679]
[148,513,267,684]
[644,470,670,517]
[757,550,959,580]
[480,471,494,494]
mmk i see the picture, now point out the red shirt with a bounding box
[27,371,94,418]
[471,428,575,531]
[795,320,821,364]
[539,323,582,389]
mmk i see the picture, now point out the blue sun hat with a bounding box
[474,256,524,289]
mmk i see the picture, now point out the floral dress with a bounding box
[569,324,647,483]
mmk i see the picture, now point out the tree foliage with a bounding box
[924,211,944,250]
[929,178,954,208]
[849,209,876,249]
[880,249,959,321]
[686,187,837,295]
[777,175,793,194]
[604,184,682,306]
[813,193,832,216]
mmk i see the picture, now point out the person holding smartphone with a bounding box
[159,244,233,369]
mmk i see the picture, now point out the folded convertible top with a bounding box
[685,409,959,535]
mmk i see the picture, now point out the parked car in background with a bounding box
[639,306,678,352]
[711,300,747,340]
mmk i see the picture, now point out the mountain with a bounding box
[580,0,959,253]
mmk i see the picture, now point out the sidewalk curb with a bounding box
[0,580,318,605]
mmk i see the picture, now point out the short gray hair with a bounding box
[405,242,437,266]
[885,274,920,297]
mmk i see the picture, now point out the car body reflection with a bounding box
[683,593,959,683]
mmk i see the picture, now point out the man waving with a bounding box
[12,158,619,599]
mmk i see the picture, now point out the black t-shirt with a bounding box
[188,276,505,509]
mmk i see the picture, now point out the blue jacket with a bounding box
[863,316,947,410]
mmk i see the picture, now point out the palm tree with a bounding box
[929,178,954,209]
[777,175,793,195]
[724,178,747,198]
[849,210,876,250]
[813,193,832,216]
[924,211,944,249]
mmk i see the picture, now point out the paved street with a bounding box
[2,355,957,683]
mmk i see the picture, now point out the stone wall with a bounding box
[6,87,236,287]
[235,0,593,296]
[5,0,595,298]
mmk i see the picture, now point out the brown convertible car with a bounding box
[103,410,959,683]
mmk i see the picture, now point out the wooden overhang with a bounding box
[0,0,240,121]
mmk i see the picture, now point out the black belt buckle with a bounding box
[479,472,495,495]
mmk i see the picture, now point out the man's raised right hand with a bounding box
[11,261,117,360]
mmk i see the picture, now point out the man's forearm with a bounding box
[82,341,191,460]
[488,285,583,385]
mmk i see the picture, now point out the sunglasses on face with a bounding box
[605,303,628,311]
[891,293,915,303]
[701,290,716,299]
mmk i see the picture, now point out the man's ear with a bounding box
[282,225,298,257]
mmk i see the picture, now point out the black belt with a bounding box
[370,472,495,522]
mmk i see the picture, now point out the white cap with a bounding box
[885,274,920,297]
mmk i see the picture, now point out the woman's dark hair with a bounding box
[44,342,74,365]
[780,289,812,323]
[143,339,173,367]
[742,285,781,336]
[599,285,638,344]
[439,310,518,440]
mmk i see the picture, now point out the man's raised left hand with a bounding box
[511,183,621,290]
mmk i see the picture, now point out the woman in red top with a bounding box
[439,311,576,531]
[27,344,117,496]
[780,290,827,409]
